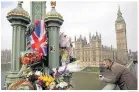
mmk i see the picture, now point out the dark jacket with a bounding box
[102,62,137,90]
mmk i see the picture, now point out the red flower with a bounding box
[31,57,36,62]
[20,51,43,64]
[22,57,31,64]
[28,53,33,58]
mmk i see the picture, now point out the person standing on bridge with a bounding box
[99,58,137,90]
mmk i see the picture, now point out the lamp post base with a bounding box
[5,71,21,89]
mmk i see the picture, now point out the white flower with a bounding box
[27,71,33,77]
[56,81,68,88]
[66,60,87,72]
[52,60,87,73]
[50,82,56,89]
[35,71,42,76]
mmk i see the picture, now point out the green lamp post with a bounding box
[5,1,30,88]
[44,1,64,69]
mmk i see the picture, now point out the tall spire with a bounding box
[83,36,87,44]
[89,32,91,38]
[96,31,99,40]
[99,34,101,39]
[96,31,98,36]
[75,36,76,41]
[116,5,125,23]
[80,34,82,39]
[111,45,112,49]
[117,5,122,17]
[84,36,86,40]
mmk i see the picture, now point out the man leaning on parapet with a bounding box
[99,58,137,90]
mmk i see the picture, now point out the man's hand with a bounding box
[99,75,104,81]
[99,75,115,83]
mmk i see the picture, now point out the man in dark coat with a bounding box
[99,58,137,90]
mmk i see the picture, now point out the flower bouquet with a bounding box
[20,51,43,65]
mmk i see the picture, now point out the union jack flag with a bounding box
[27,20,47,56]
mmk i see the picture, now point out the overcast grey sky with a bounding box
[1,1,138,52]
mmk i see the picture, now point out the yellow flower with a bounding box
[48,77,52,83]
[46,82,50,86]
[49,76,55,81]
[51,77,55,82]
[43,77,48,82]
[62,53,68,61]
[45,75,49,78]
[38,76,43,80]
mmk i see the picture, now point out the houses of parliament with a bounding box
[73,6,132,66]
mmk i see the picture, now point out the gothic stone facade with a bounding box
[73,6,129,66]
[73,33,117,67]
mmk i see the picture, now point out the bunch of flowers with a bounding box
[18,68,73,90]
[10,55,87,90]
[59,32,73,65]
[15,51,74,90]
[20,51,43,65]
[35,74,72,90]
[38,75,55,87]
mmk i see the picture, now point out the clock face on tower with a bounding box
[117,24,124,30]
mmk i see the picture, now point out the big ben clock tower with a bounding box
[115,6,128,65]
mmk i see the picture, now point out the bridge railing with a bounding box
[102,61,133,90]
